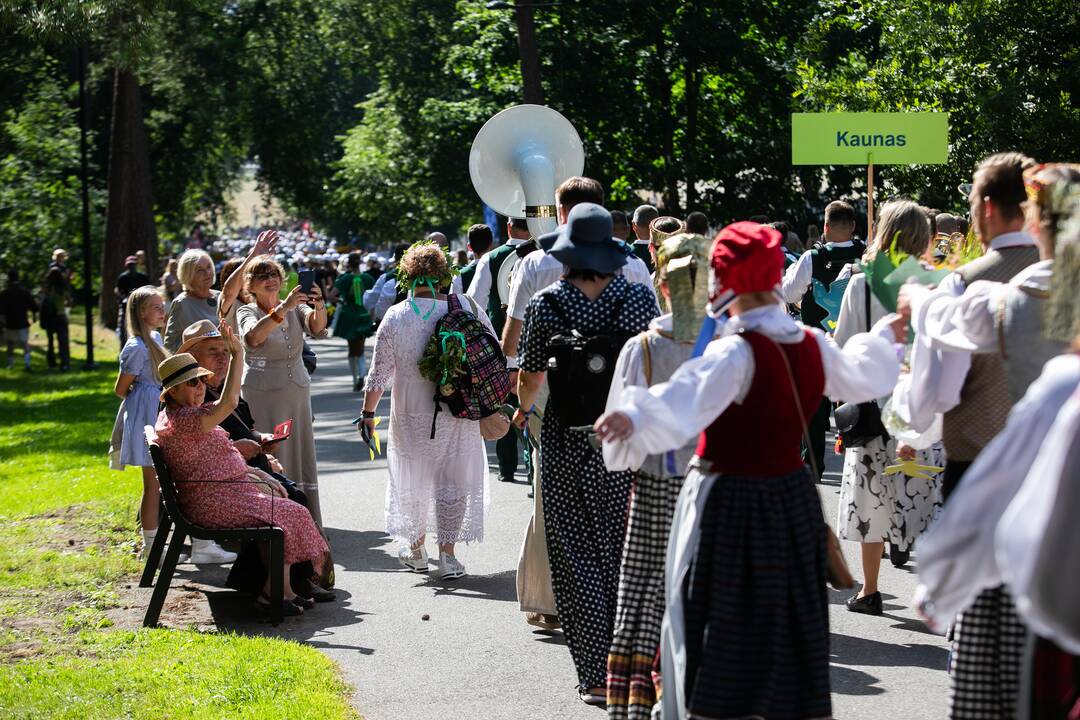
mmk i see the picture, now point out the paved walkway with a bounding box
[218,337,949,719]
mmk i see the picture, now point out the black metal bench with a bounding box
[140,426,286,625]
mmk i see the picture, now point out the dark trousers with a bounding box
[942,459,972,504]
[802,398,831,481]
[496,393,530,481]
[46,319,70,369]
[117,299,129,347]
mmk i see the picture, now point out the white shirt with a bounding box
[465,238,526,308]
[780,240,854,304]
[891,236,1042,432]
[601,303,900,471]
[506,250,655,321]
[915,353,1080,630]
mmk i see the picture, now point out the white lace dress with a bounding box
[364,296,491,546]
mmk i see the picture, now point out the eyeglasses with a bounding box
[184,376,207,387]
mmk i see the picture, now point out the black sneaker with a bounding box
[846,591,883,615]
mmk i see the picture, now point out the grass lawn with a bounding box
[0,315,358,719]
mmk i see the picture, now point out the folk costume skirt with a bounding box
[681,466,831,720]
[949,584,1026,719]
[606,471,683,718]
[541,416,634,691]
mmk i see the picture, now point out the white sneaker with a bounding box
[187,539,238,565]
[438,552,465,580]
[398,545,429,573]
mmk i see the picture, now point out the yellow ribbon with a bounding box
[366,417,383,460]
[884,459,945,481]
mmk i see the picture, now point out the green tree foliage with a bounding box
[2,0,1079,261]
[0,54,105,286]
[794,0,1080,213]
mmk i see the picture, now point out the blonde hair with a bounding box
[864,200,931,262]
[125,286,170,382]
[177,249,215,289]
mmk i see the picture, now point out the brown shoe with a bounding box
[525,612,561,630]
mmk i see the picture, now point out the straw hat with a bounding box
[176,319,222,355]
[158,353,214,400]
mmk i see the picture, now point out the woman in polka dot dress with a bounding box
[514,203,658,705]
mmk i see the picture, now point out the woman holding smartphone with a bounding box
[237,255,329,525]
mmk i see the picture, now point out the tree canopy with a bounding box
[1,0,1077,285]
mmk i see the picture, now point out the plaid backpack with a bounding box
[419,294,511,438]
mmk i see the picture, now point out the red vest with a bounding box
[695,330,825,476]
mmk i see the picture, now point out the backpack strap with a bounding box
[448,293,462,313]
[863,273,871,333]
[639,333,653,386]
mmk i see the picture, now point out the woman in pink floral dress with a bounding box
[155,325,327,616]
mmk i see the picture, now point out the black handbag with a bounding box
[833,278,889,448]
[302,341,317,375]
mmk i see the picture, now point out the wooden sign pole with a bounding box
[866,153,875,244]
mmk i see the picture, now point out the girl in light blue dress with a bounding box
[108,286,169,554]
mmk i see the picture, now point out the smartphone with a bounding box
[298,269,315,294]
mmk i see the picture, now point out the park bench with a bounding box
[140,425,286,626]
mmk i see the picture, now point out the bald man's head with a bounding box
[425,232,449,248]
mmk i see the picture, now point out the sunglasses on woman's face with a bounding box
[251,272,278,282]
[184,376,207,387]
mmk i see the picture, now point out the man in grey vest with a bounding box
[895,152,1041,500]
[893,153,1071,720]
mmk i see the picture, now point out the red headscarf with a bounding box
[708,222,785,314]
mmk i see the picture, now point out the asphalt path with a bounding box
[218,337,949,719]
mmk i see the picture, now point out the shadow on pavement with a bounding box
[323,527,400,573]
[830,665,885,696]
[414,569,518,603]
[830,632,948,670]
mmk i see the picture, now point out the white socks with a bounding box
[140,528,157,559]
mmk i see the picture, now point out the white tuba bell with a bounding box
[469,104,585,239]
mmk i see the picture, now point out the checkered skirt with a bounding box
[684,468,831,719]
[606,471,683,719]
[949,584,1027,719]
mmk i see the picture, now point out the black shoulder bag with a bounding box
[544,291,633,427]
[832,277,890,448]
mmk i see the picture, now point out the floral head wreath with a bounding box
[396,240,460,319]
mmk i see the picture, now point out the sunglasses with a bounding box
[251,272,279,282]
[184,376,207,387]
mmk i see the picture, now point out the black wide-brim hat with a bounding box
[539,202,628,274]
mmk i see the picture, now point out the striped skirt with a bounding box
[684,468,831,720]
[606,471,683,719]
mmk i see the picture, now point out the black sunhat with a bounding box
[539,203,628,274]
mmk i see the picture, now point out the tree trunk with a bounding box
[684,58,700,211]
[100,68,157,329]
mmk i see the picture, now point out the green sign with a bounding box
[791,112,949,165]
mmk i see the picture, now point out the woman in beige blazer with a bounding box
[237,255,328,525]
